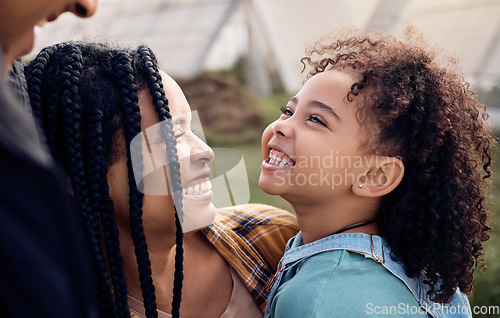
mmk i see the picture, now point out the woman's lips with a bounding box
[182,177,213,204]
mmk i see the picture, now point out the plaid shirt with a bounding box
[202,204,299,312]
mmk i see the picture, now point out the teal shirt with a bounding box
[269,240,430,317]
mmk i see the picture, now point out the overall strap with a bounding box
[280,233,385,267]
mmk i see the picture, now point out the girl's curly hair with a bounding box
[301,27,496,303]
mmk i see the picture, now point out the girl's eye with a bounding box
[280,106,293,116]
[308,115,327,127]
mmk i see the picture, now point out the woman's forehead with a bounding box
[159,70,191,117]
[137,73,191,129]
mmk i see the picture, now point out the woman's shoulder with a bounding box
[201,204,299,310]
[215,203,298,229]
[209,204,299,270]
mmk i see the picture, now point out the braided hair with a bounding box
[137,45,185,317]
[25,42,184,317]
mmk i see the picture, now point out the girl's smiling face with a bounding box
[259,69,369,204]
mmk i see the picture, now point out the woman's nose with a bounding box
[191,136,214,163]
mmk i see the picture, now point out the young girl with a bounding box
[259,27,494,317]
[25,42,298,318]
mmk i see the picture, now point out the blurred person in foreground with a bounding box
[0,0,99,317]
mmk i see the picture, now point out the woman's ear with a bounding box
[352,157,404,197]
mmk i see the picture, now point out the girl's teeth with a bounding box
[268,149,295,167]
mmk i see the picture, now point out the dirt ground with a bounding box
[177,72,264,144]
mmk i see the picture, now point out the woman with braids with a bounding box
[260,27,494,318]
[24,41,298,318]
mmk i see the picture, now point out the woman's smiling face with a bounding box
[109,71,216,234]
[259,69,369,203]
[161,72,216,232]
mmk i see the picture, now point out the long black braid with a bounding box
[113,51,158,317]
[87,78,130,317]
[25,42,185,317]
[137,45,184,318]
[59,43,119,316]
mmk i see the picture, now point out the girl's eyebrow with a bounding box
[310,100,342,123]
[289,97,342,123]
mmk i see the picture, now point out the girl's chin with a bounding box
[258,174,286,196]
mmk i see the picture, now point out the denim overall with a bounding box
[264,233,472,318]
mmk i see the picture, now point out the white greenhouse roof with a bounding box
[29,0,500,94]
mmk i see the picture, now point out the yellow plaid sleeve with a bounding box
[202,203,299,312]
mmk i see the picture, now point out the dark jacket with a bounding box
[0,53,98,318]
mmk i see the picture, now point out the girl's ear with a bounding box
[352,157,404,197]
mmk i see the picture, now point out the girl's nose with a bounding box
[272,120,293,138]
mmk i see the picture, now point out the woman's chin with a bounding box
[178,198,217,233]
